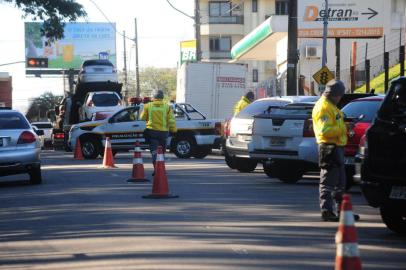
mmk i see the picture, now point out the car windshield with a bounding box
[270,104,314,115]
[92,93,120,106]
[32,123,53,129]
[0,112,30,129]
[83,60,113,67]
[236,99,290,119]
[342,100,383,122]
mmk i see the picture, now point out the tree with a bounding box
[4,0,86,41]
[26,92,63,122]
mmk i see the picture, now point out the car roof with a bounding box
[0,109,22,114]
[256,95,319,103]
[31,121,52,124]
[350,95,385,102]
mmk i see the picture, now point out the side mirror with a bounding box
[35,129,44,136]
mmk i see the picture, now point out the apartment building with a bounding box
[199,0,289,94]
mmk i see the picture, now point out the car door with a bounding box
[104,107,146,149]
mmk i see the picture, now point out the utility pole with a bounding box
[319,0,328,93]
[286,0,298,95]
[194,0,202,61]
[123,30,128,102]
[134,18,141,97]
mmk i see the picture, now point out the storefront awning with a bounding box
[230,16,288,61]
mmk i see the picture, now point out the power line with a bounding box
[165,0,194,19]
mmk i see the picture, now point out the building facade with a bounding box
[0,72,12,108]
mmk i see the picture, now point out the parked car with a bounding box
[225,96,319,173]
[341,96,384,181]
[0,108,43,184]
[78,59,118,83]
[79,91,124,121]
[356,77,406,234]
[31,121,53,148]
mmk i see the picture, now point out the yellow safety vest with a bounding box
[233,96,251,116]
[312,96,347,146]
[140,100,177,132]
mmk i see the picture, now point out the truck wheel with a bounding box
[273,162,303,183]
[380,204,406,234]
[235,158,257,173]
[192,146,211,159]
[263,162,275,178]
[29,166,42,185]
[225,152,237,169]
[173,136,194,159]
[81,138,101,159]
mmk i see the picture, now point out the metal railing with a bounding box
[208,15,244,24]
[203,51,232,59]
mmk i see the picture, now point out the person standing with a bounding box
[141,90,177,171]
[233,91,254,116]
[312,80,350,222]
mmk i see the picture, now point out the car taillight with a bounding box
[17,131,36,144]
[54,133,65,139]
[87,100,94,107]
[359,134,368,156]
[223,119,231,137]
[303,119,315,137]
[215,122,222,136]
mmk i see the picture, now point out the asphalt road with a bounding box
[0,150,405,270]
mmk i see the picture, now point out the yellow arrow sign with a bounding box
[313,66,335,85]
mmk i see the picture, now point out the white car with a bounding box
[31,121,53,147]
[79,91,124,121]
[78,59,118,83]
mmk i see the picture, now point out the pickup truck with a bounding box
[69,103,222,159]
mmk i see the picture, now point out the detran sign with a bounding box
[298,0,385,38]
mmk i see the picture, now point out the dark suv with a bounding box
[358,77,406,234]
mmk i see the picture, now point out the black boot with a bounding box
[321,211,339,222]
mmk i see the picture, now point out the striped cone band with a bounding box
[339,211,356,226]
[134,150,141,158]
[336,243,360,258]
[133,158,143,164]
[105,138,111,147]
[336,225,358,244]
[134,146,141,152]
[156,153,165,162]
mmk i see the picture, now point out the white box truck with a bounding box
[176,62,248,119]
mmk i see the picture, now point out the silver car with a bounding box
[0,109,42,184]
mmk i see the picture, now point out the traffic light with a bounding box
[26,57,48,68]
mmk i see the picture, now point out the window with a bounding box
[209,1,231,17]
[0,112,30,129]
[92,93,120,107]
[111,108,138,123]
[252,0,258,12]
[253,69,258,83]
[209,37,231,51]
[237,100,290,119]
[342,100,383,122]
[275,0,289,15]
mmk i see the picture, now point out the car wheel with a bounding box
[380,204,406,234]
[273,162,303,183]
[29,166,42,185]
[81,137,101,159]
[263,162,275,178]
[235,158,257,173]
[192,146,211,159]
[225,151,237,169]
[173,136,194,159]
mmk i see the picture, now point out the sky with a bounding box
[0,0,195,112]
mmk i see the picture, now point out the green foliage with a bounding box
[4,0,87,42]
[26,92,63,122]
[355,61,406,94]
[25,22,43,48]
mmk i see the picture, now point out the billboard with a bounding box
[298,0,385,38]
[180,40,196,65]
[25,22,116,69]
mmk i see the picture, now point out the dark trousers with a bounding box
[147,129,169,165]
[318,144,346,213]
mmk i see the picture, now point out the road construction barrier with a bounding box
[74,138,84,160]
[143,146,178,199]
[127,141,149,183]
[102,137,117,168]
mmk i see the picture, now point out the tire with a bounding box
[81,137,101,159]
[380,204,406,234]
[225,153,237,169]
[192,146,211,159]
[173,136,194,159]
[273,161,303,183]
[29,166,42,185]
[235,158,257,173]
[263,162,275,178]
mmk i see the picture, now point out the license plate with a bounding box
[270,137,286,146]
[389,186,406,200]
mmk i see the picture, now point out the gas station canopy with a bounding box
[230,16,288,61]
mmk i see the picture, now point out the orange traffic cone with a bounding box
[335,194,362,270]
[127,141,149,183]
[102,137,117,168]
[74,138,84,160]
[143,146,178,199]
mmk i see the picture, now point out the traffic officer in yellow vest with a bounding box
[141,90,177,171]
[312,80,354,222]
[233,91,254,116]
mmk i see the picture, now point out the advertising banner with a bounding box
[298,0,385,38]
[180,40,196,65]
[25,22,116,69]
